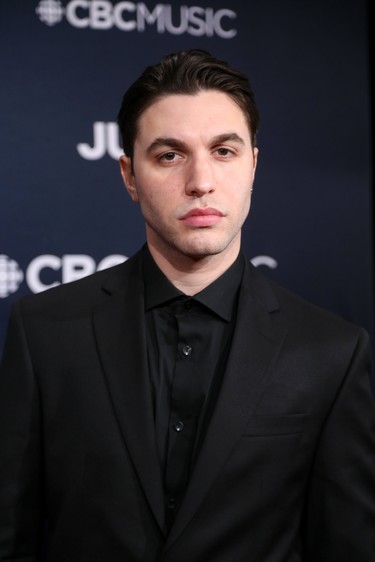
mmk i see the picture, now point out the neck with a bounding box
[147,241,241,296]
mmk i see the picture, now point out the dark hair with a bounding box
[117,49,259,158]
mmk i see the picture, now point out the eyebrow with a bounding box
[146,137,187,154]
[146,132,246,155]
[211,133,246,146]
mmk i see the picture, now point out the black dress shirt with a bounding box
[142,245,244,526]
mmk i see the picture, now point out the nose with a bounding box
[185,155,215,197]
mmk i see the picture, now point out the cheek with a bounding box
[141,180,181,209]
[229,177,252,204]
[136,183,171,218]
[231,184,252,222]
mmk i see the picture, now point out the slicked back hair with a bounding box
[117,49,259,159]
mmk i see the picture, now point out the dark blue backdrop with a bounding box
[1,1,373,363]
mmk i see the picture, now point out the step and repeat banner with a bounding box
[0,0,373,357]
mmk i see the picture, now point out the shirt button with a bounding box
[167,498,176,510]
[174,420,184,432]
[185,300,192,310]
[182,345,192,356]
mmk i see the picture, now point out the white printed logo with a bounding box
[0,254,126,298]
[36,0,65,26]
[35,1,237,38]
[0,255,25,298]
[77,122,122,160]
[25,254,127,293]
[250,255,278,269]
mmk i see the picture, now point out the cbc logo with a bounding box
[0,254,127,298]
[0,254,277,299]
[0,256,25,299]
[35,0,237,38]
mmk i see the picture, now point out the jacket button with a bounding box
[182,345,192,356]
[174,420,184,432]
[167,498,176,510]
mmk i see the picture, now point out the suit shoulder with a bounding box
[14,252,141,318]
[247,262,367,343]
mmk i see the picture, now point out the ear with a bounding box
[252,147,259,173]
[119,155,139,203]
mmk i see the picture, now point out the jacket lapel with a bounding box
[92,253,166,534]
[165,262,288,548]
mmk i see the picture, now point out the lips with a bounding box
[179,207,224,227]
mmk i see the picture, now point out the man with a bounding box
[0,50,374,561]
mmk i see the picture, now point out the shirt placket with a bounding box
[164,301,203,518]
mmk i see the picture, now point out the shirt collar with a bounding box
[142,245,244,321]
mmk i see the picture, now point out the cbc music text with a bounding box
[61,1,237,37]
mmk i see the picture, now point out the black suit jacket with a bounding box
[1,250,375,561]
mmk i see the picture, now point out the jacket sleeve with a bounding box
[303,328,375,561]
[0,300,44,560]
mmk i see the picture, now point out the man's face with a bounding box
[120,90,258,265]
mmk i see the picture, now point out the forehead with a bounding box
[135,90,250,142]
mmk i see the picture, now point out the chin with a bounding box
[175,238,233,260]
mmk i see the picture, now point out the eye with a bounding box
[158,151,182,163]
[214,147,234,157]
